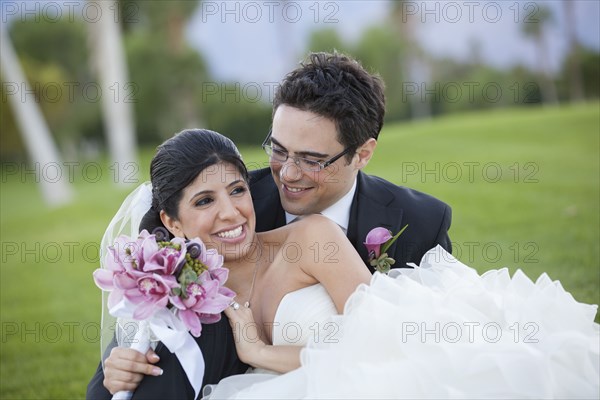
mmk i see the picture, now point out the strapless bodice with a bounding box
[271,284,338,346]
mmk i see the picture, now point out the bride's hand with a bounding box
[103,347,163,394]
[224,303,266,366]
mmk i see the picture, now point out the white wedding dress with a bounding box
[205,246,599,399]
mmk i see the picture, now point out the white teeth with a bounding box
[217,226,243,239]
[286,186,304,193]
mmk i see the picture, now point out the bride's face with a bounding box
[162,162,256,263]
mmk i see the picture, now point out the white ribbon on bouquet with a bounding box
[109,299,204,400]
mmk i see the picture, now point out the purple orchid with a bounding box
[93,230,236,339]
[120,271,180,320]
[186,238,229,285]
[93,232,151,309]
[189,238,224,271]
[105,232,147,271]
[170,271,233,337]
[92,267,126,310]
[142,237,186,275]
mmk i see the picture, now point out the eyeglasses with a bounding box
[262,130,354,172]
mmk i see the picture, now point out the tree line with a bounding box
[1,0,598,161]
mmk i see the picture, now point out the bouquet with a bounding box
[93,227,235,399]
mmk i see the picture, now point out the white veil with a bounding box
[99,182,154,365]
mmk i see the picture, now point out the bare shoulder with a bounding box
[290,214,344,239]
[259,215,348,266]
[294,214,339,229]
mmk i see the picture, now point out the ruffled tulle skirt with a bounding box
[205,246,599,399]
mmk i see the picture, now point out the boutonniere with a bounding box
[364,224,408,274]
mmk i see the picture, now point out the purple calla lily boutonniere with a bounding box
[364,224,408,274]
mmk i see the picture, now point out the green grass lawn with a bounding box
[1,103,598,399]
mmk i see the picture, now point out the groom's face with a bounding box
[269,105,360,216]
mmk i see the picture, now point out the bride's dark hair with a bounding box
[139,129,249,238]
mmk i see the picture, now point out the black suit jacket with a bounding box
[250,168,452,272]
[86,315,248,400]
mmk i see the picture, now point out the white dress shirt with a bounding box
[285,178,357,234]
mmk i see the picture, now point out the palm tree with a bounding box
[275,0,297,80]
[88,0,138,186]
[0,24,73,205]
[521,5,559,105]
[131,0,203,130]
[563,0,584,102]
[391,0,432,119]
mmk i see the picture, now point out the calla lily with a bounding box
[364,225,409,274]
[364,227,393,258]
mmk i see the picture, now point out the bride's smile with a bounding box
[161,161,257,262]
[214,225,244,239]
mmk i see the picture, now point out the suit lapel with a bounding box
[348,172,404,272]
[250,168,286,232]
[252,169,404,270]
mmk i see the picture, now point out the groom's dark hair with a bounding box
[140,129,248,237]
[273,52,386,162]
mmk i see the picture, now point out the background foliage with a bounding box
[1,1,599,158]
[0,1,598,398]
[1,103,598,398]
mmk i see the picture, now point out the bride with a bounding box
[93,129,599,399]
[88,128,370,398]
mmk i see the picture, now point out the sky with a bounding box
[185,0,600,83]
[1,0,598,84]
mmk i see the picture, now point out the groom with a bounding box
[250,52,451,270]
[86,52,452,398]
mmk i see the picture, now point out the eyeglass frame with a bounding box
[261,129,355,172]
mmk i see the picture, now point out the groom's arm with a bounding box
[86,344,195,400]
[87,315,249,399]
[86,361,112,400]
[85,338,161,400]
[86,336,119,400]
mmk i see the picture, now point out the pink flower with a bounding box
[95,230,184,290]
[94,230,236,338]
[106,236,140,271]
[142,237,186,275]
[364,227,393,258]
[119,271,180,320]
[94,233,148,308]
[218,285,236,299]
[186,237,228,284]
[186,238,224,270]
[170,271,234,337]
[198,313,222,324]
[93,268,118,291]
[202,248,224,270]
[209,266,229,286]
[93,268,126,309]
